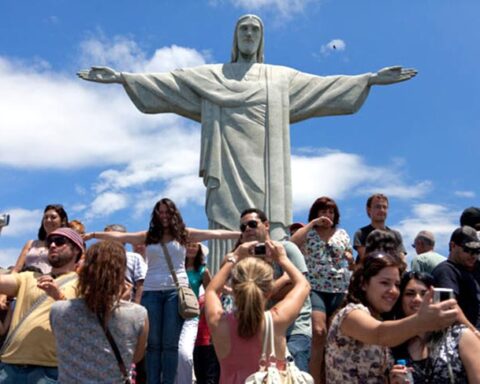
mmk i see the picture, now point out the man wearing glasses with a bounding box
[432,226,480,331]
[0,227,83,383]
[232,208,312,372]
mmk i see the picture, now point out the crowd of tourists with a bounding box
[0,196,479,384]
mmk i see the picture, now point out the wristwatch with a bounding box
[226,255,237,264]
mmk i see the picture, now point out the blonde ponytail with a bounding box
[231,257,273,339]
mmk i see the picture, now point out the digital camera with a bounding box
[433,287,454,303]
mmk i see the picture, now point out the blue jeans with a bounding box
[141,290,184,384]
[0,363,58,383]
[286,334,311,372]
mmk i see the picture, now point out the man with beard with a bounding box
[0,228,83,383]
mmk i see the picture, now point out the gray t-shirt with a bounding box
[50,299,147,383]
[271,241,312,338]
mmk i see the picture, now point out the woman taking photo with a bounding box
[389,271,480,384]
[84,198,239,384]
[205,240,310,384]
[14,204,69,274]
[325,251,458,383]
[290,196,353,383]
[50,240,148,383]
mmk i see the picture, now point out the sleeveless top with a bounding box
[50,299,147,383]
[143,241,188,291]
[304,228,352,293]
[24,240,51,274]
[219,312,262,384]
[409,325,468,384]
[326,303,393,383]
[186,265,206,298]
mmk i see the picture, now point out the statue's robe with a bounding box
[122,63,370,269]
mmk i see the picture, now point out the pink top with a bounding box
[219,312,262,384]
[24,240,51,274]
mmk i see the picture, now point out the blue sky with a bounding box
[0,0,478,266]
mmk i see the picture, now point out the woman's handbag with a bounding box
[161,243,200,319]
[245,311,313,384]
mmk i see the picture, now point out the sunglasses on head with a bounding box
[240,220,259,232]
[46,236,69,248]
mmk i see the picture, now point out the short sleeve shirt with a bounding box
[304,228,352,293]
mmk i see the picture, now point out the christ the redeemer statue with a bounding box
[78,14,416,268]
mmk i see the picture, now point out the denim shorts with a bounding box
[310,290,345,316]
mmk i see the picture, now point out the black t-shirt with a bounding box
[353,224,406,255]
[432,260,480,329]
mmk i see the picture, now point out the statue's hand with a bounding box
[77,66,122,84]
[369,66,417,86]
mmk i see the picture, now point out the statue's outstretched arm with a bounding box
[77,66,123,84]
[368,66,417,86]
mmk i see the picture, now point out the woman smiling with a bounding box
[325,252,458,383]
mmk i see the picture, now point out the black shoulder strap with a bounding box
[98,314,130,383]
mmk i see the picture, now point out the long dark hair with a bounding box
[390,271,435,362]
[343,251,406,312]
[78,241,126,325]
[145,198,188,246]
[391,271,435,320]
[185,243,206,272]
[38,204,69,241]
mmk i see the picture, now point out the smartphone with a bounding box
[433,287,454,303]
[254,243,266,256]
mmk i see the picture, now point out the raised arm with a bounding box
[12,239,34,273]
[83,231,147,246]
[368,66,417,86]
[268,241,310,335]
[0,274,19,297]
[77,66,123,84]
[187,228,240,243]
[341,290,457,347]
[205,241,255,331]
[290,218,322,247]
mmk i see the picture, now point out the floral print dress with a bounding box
[304,228,352,293]
[325,303,393,383]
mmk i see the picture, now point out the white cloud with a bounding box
[291,150,431,212]
[454,190,476,198]
[0,36,211,220]
[0,247,20,269]
[86,192,129,219]
[0,208,42,238]
[320,39,346,56]
[218,0,314,18]
[394,203,459,257]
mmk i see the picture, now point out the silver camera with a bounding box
[433,287,454,303]
[0,214,10,228]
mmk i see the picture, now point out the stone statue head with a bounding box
[231,14,264,63]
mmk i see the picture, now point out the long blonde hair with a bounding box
[231,257,273,338]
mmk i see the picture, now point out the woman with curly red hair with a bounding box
[50,240,148,382]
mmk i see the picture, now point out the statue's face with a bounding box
[236,18,262,57]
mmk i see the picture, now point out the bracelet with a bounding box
[226,255,237,264]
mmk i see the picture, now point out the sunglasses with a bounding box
[46,236,69,248]
[240,220,259,232]
[462,246,480,255]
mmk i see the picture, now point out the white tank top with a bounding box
[143,241,188,291]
